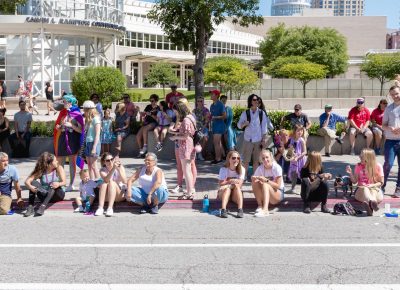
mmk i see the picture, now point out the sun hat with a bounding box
[82,100,96,109]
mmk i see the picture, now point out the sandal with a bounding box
[177,193,194,200]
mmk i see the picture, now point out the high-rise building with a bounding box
[312,0,364,16]
[271,0,312,16]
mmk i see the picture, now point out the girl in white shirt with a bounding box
[218,150,245,218]
[251,149,284,218]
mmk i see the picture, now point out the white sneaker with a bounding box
[255,207,262,213]
[105,208,114,217]
[254,211,269,218]
[171,185,182,194]
[94,208,104,216]
[139,146,148,155]
[393,187,400,197]
[74,206,84,213]
[65,185,76,192]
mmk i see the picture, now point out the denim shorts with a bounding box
[85,142,101,158]
[130,186,169,204]
[212,121,226,135]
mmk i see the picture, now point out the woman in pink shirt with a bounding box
[370,99,388,155]
[346,148,384,216]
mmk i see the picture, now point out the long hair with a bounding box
[223,150,242,176]
[247,94,259,108]
[159,100,169,112]
[361,148,378,182]
[378,98,387,110]
[175,101,191,122]
[100,152,113,168]
[30,152,55,178]
[304,151,322,173]
[115,102,125,114]
[291,124,305,139]
[84,107,98,127]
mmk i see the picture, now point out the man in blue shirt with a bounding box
[0,152,23,215]
[210,90,226,164]
[318,104,347,157]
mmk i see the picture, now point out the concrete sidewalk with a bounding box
[8,153,400,212]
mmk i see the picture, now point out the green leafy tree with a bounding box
[204,56,258,99]
[361,53,400,96]
[148,0,263,101]
[71,66,126,108]
[278,62,327,98]
[144,62,179,97]
[259,23,348,77]
[264,56,308,78]
[0,0,26,14]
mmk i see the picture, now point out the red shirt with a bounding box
[348,107,371,128]
[125,101,136,117]
[166,91,184,108]
[370,108,384,126]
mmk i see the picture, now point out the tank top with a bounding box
[40,170,60,190]
[138,166,167,194]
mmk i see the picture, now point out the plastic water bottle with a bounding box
[384,203,391,214]
[202,194,209,213]
[85,199,91,213]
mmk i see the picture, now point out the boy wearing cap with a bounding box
[318,104,347,157]
[348,98,372,155]
[210,90,226,164]
[281,104,311,140]
[165,85,184,109]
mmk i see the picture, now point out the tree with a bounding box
[148,0,263,101]
[259,23,348,77]
[264,56,309,78]
[71,66,126,108]
[0,0,26,14]
[361,53,400,96]
[204,56,258,99]
[278,62,327,98]
[144,62,179,97]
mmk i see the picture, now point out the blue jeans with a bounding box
[383,139,400,188]
[130,186,169,205]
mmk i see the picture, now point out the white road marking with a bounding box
[0,284,399,290]
[0,243,400,248]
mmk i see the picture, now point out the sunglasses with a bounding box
[294,108,300,111]
[252,98,259,101]
[231,156,240,160]
[357,102,364,105]
[105,158,114,162]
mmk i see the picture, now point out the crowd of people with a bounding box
[0,83,399,218]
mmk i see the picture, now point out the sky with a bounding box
[259,0,399,29]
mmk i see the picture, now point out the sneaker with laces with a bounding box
[150,205,159,214]
[74,206,84,213]
[171,185,182,194]
[255,207,262,213]
[24,205,34,217]
[220,209,228,218]
[254,210,269,218]
[140,206,148,214]
[155,143,163,152]
[237,209,244,218]
[105,208,114,217]
[139,146,148,155]
[94,208,104,216]
[65,185,76,192]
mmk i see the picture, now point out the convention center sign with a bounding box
[25,16,126,32]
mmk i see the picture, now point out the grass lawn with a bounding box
[125,88,211,101]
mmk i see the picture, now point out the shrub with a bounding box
[31,121,55,137]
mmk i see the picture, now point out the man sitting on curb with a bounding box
[0,152,23,215]
[281,104,311,141]
[318,104,347,157]
[348,98,372,155]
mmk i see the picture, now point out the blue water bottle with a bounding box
[85,199,91,213]
[202,194,209,213]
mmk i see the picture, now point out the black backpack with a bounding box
[245,109,264,126]
[332,202,362,216]
[188,116,205,145]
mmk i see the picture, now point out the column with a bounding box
[138,62,143,88]
[180,64,184,88]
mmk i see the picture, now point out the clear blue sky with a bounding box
[259,0,399,29]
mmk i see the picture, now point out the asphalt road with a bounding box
[1,211,400,287]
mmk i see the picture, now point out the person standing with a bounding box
[348,98,373,155]
[8,101,32,158]
[220,95,236,152]
[209,90,226,164]
[0,108,10,152]
[45,82,56,115]
[192,97,211,161]
[382,86,400,196]
[317,104,347,157]
[0,152,23,215]
[0,80,7,109]
[237,94,273,178]
[90,93,103,119]
[165,84,184,109]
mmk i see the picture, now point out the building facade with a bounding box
[271,0,312,16]
[311,0,364,16]
[387,31,400,49]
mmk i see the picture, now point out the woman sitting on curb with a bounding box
[346,148,383,216]
[300,151,331,214]
[217,150,245,218]
[24,152,66,216]
[251,149,285,218]
[95,152,127,217]
[126,153,169,214]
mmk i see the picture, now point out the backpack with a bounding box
[332,202,362,216]
[245,109,264,125]
[187,116,205,145]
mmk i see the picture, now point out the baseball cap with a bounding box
[209,89,221,96]
[325,104,333,109]
[82,100,96,109]
[356,98,364,104]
